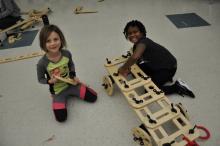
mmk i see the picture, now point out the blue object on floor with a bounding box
[166,13,210,28]
[0,30,38,50]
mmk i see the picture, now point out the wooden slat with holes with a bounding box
[104,54,130,67]
[105,64,151,92]
[122,86,165,109]
[134,100,180,129]
[156,116,200,146]
[0,51,45,64]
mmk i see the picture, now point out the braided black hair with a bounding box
[123,20,147,39]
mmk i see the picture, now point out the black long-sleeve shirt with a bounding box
[133,37,177,70]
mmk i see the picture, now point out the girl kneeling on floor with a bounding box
[37,24,97,122]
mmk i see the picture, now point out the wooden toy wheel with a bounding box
[176,103,190,120]
[102,75,114,96]
[132,127,152,146]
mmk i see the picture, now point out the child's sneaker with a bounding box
[175,79,195,98]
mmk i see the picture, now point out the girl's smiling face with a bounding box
[46,31,61,54]
[127,26,144,44]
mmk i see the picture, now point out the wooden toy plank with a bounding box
[20,20,36,30]
[147,127,162,143]
[157,98,168,109]
[54,75,78,85]
[105,64,151,92]
[104,50,132,67]
[157,122,200,146]
[28,7,51,17]
[156,115,199,146]
[0,51,45,64]
[144,114,199,146]
[134,97,180,129]
[104,53,131,67]
[75,11,98,14]
[122,84,165,109]
[122,78,168,108]
[74,6,98,14]
[157,126,169,138]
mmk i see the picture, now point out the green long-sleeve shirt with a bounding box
[37,50,76,95]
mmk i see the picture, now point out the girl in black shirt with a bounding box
[119,20,195,98]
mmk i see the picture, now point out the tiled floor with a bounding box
[0,0,220,146]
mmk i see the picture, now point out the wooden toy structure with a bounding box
[102,51,209,146]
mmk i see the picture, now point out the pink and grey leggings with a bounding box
[51,83,97,122]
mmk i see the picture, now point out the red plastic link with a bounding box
[196,125,211,140]
[182,136,199,146]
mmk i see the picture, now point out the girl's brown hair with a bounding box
[39,24,67,52]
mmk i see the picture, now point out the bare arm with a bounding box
[118,43,146,75]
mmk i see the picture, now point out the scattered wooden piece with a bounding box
[43,134,55,143]
[8,33,22,44]
[0,51,45,64]
[74,6,98,14]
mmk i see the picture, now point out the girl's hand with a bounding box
[118,66,130,77]
[48,76,58,84]
[73,77,80,83]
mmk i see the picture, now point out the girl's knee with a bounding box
[84,87,97,102]
[53,108,67,122]
[80,85,97,102]
[52,102,67,122]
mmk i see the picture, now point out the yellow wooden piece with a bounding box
[105,64,151,92]
[103,75,114,96]
[175,103,190,120]
[134,99,180,129]
[74,6,98,14]
[20,20,35,30]
[8,35,16,44]
[122,82,165,109]
[0,51,45,64]
[28,8,51,17]
[54,75,78,85]
[156,119,200,146]
[7,33,22,44]
[132,127,152,146]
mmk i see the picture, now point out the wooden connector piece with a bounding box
[54,75,78,85]
[0,51,45,64]
[74,6,98,14]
